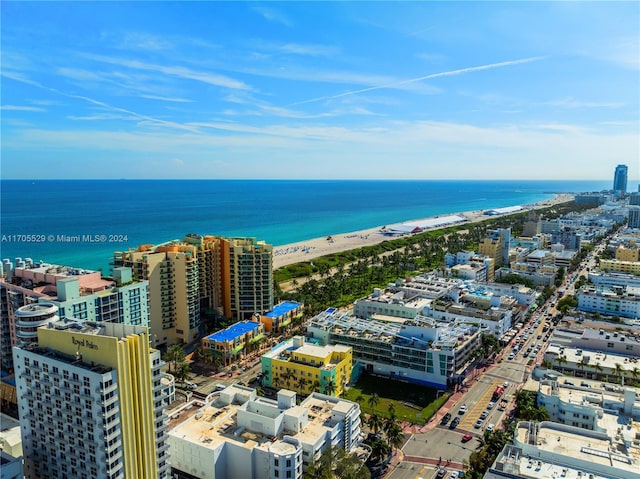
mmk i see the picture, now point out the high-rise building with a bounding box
[1,261,149,371]
[13,320,171,479]
[478,228,511,273]
[221,237,273,321]
[627,206,640,229]
[613,164,628,196]
[114,235,273,349]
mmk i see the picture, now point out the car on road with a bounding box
[449,417,460,429]
[440,413,452,425]
[503,381,510,388]
[436,468,447,479]
[508,353,515,360]
[458,405,467,414]
[487,401,495,409]
[474,418,484,429]
[461,433,473,443]
[480,410,489,419]
[486,423,495,432]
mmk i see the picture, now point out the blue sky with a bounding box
[1,1,638,180]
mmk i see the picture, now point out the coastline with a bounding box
[273,193,574,270]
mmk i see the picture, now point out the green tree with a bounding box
[369,437,391,465]
[367,413,384,435]
[165,344,185,373]
[367,393,380,412]
[175,362,191,384]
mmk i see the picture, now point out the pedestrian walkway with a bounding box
[403,455,463,471]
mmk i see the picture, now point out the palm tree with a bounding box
[387,403,396,420]
[614,363,625,386]
[324,379,336,396]
[355,394,365,405]
[368,393,380,412]
[593,362,603,380]
[165,344,185,373]
[369,438,391,465]
[368,413,384,435]
[175,362,191,384]
[311,380,322,393]
[385,421,405,451]
[631,367,639,384]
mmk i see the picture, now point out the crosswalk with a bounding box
[458,379,502,429]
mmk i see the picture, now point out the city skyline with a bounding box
[1,1,638,180]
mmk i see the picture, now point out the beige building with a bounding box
[616,244,640,262]
[114,235,273,349]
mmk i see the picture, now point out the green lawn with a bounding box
[344,373,450,425]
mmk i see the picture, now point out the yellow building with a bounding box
[13,320,170,478]
[600,259,640,274]
[615,245,640,262]
[478,228,511,272]
[261,336,352,397]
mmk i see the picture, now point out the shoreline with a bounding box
[273,193,574,270]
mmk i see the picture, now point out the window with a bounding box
[274,459,279,467]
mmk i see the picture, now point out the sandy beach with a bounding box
[273,194,574,270]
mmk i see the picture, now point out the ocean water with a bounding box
[0,179,621,272]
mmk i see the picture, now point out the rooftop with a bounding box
[205,321,261,343]
[263,301,301,318]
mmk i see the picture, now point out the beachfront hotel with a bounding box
[113,234,273,349]
[168,385,363,479]
[13,320,171,479]
[261,336,352,397]
[201,320,266,366]
[306,308,481,388]
[0,259,149,370]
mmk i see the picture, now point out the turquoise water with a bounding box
[0,179,620,272]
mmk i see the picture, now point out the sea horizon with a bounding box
[0,179,631,273]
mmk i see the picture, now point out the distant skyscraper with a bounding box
[13,321,170,479]
[613,164,628,197]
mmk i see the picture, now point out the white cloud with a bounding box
[292,56,546,105]
[82,54,251,90]
[252,6,293,27]
[139,94,193,103]
[546,97,626,109]
[1,105,45,112]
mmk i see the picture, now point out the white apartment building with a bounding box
[168,385,363,479]
[537,376,640,432]
[306,309,481,388]
[353,289,430,319]
[543,343,640,384]
[577,285,640,320]
[485,420,640,479]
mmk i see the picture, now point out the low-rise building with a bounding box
[168,385,363,479]
[353,289,430,320]
[600,259,640,275]
[261,336,352,397]
[485,420,640,479]
[537,376,639,432]
[260,301,303,334]
[543,343,640,384]
[577,285,640,320]
[306,309,481,389]
[202,320,265,366]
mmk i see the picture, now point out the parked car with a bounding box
[458,405,467,414]
[474,419,484,429]
[449,417,460,429]
[440,413,452,425]
[486,423,495,432]
[436,468,447,479]
[487,401,495,410]
[461,433,473,443]
[480,410,489,420]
